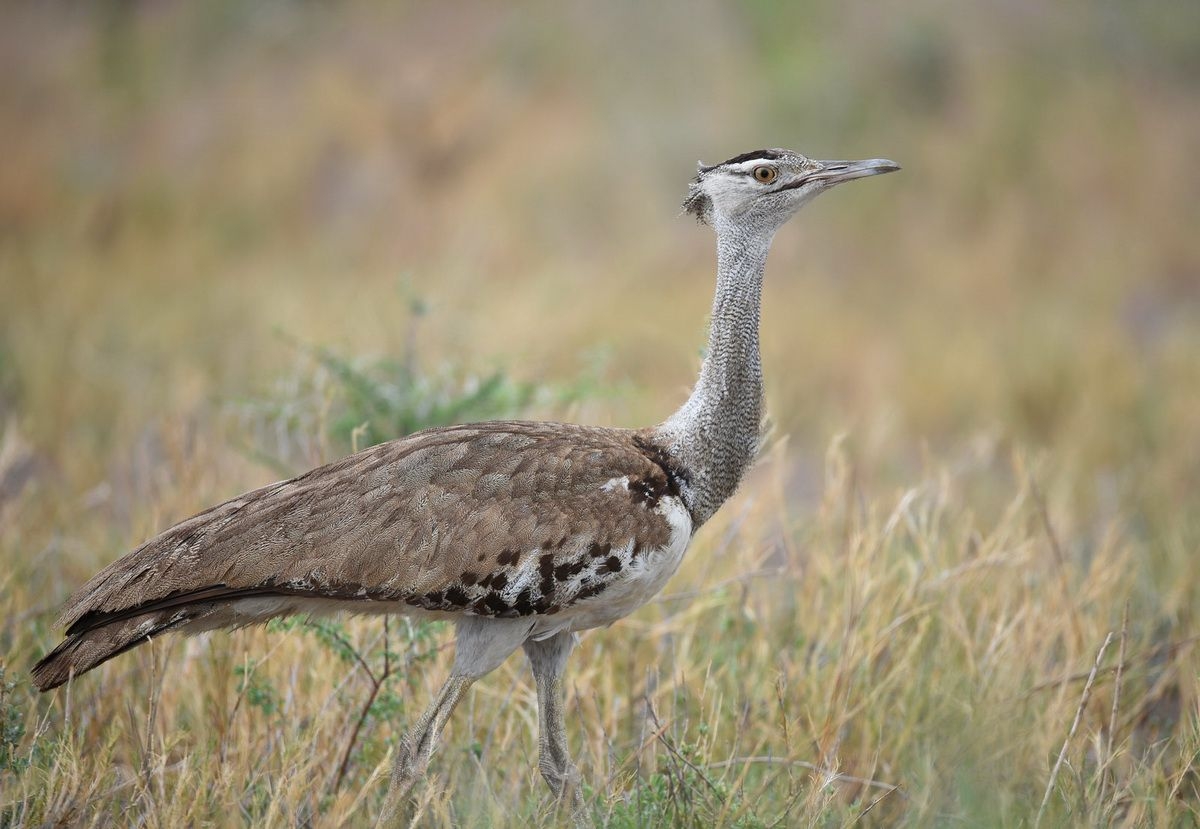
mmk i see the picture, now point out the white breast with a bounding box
[531,495,693,640]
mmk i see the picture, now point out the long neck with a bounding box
[655,223,772,525]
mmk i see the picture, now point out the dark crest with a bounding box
[700,148,782,174]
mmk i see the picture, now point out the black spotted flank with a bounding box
[575,581,607,601]
[633,435,688,499]
[538,553,556,595]
[497,549,520,566]
[555,559,588,581]
[628,476,662,506]
[701,149,781,173]
[513,588,535,616]
[588,541,612,559]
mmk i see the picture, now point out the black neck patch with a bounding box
[632,434,690,502]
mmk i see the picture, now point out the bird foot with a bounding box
[377,739,424,828]
[539,760,586,826]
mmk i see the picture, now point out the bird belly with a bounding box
[531,494,693,639]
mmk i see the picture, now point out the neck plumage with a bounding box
[654,223,772,525]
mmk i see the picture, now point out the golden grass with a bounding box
[2,2,1199,826]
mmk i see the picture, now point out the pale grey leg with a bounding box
[523,631,582,811]
[378,616,533,826]
[378,673,474,825]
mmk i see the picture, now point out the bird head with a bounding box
[682,148,899,232]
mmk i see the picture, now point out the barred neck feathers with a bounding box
[652,148,900,526]
[655,220,772,525]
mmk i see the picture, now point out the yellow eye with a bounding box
[753,166,777,183]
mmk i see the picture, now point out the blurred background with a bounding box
[2,0,1198,490]
[2,1,1199,826]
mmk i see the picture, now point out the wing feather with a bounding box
[57,422,687,635]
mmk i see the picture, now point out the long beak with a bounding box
[810,158,901,185]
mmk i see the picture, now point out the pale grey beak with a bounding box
[810,158,901,185]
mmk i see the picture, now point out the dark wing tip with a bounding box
[31,643,71,691]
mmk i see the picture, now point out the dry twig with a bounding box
[1035,632,1114,828]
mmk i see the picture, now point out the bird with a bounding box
[32,147,898,821]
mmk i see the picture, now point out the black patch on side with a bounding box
[632,435,689,499]
[497,549,520,566]
[513,588,535,616]
[600,556,623,574]
[444,586,469,606]
[555,559,588,581]
[588,541,612,558]
[538,553,557,596]
[626,435,690,509]
[628,476,665,506]
[460,571,479,586]
[575,582,607,601]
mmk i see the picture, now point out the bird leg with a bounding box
[523,632,582,813]
[378,615,533,826]
[378,672,473,825]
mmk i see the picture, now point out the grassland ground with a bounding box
[2,3,1199,826]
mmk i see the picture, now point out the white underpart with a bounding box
[530,494,693,641]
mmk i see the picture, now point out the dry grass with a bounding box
[2,2,1199,826]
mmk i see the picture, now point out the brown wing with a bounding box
[55,421,685,636]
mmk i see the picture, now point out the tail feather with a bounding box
[31,611,194,692]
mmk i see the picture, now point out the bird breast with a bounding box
[528,489,693,640]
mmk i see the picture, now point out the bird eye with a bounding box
[752,166,778,183]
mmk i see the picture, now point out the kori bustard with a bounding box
[33,148,898,819]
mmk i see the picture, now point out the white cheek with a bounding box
[707,178,759,204]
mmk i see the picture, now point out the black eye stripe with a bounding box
[773,176,810,193]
